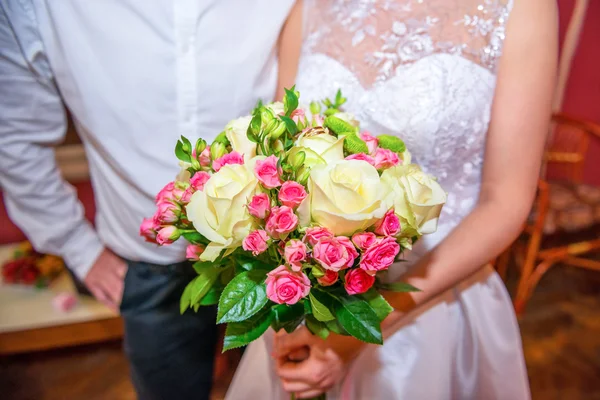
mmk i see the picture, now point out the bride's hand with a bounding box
[273,327,364,398]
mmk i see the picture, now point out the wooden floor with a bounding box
[2,263,600,400]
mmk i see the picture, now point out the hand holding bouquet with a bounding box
[141,88,446,351]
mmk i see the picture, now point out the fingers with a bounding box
[296,389,326,399]
[273,326,313,358]
[281,379,313,394]
[88,284,117,310]
[288,347,310,362]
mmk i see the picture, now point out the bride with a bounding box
[227,0,556,398]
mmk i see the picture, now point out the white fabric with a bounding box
[227,0,530,399]
[0,0,294,279]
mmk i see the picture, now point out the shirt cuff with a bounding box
[60,221,105,281]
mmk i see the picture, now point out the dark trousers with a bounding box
[120,260,217,400]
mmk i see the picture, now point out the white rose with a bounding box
[381,164,446,235]
[295,131,344,164]
[186,163,258,261]
[304,159,391,235]
[225,116,256,160]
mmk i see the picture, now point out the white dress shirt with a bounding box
[0,0,294,279]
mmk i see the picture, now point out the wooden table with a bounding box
[0,245,123,355]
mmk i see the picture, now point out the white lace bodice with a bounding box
[296,0,513,231]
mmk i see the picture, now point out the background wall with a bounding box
[557,0,600,185]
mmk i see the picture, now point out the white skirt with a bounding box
[225,264,530,400]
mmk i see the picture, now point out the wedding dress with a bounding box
[226,0,530,398]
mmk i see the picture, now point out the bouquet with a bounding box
[140,88,446,352]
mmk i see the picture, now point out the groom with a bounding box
[0,1,294,399]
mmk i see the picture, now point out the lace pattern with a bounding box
[303,0,512,87]
[297,0,513,230]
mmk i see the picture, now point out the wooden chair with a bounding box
[498,113,600,315]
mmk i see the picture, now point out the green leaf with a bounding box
[343,134,369,155]
[377,135,406,153]
[325,319,348,336]
[192,260,216,274]
[181,135,192,153]
[318,290,382,344]
[213,131,231,147]
[223,307,273,352]
[306,315,330,340]
[198,285,223,306]
[175,140,191,163]
[271,303,305,333]
[217,270,268,323]
[235,256,271,272]
[279,115,298,136]
[324,116,357,135]
[284,87,299,116]
[191,268,221,305]
[309,292,335,322]
[377,282,421,293]
[181,231,208,245]
[360,289,393,322]
[180,280,194,314]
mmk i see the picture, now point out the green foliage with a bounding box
[360,289,393,322]
[181,231,208,245]
[306,315,330,340]
[217,270,268,323]
[377,135,406,153]
[191,268,221,305]
[376,281,421,293]
[323,116,357,135]
[283,86,299,117]
[213,131,231,147]
[343,134,369,155]
[175,140,191,163]
[223,306,273,352]
[279,115,298,136]
[271,302,305,333]
[309,292,335,322]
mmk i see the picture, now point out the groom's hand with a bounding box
[84,248,127,311]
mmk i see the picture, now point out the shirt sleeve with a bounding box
[0,4,104,280]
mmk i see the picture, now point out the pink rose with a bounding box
[278,181,307,209]
[351,232,378,251]
[212,151,244,172]
[265,206,298,240]
[360,131,379,154]
[337,236,359,261]
[199,146,211,167]
[248,193,271,219]
[154,201,181,224]
[242,230,269,256]
[374,210,401,236]
[303,227,334,247]
[185,244,205,261]
[345,153,375,166]
[312,237,357,272]
[190,171,211,191]
[155,181,185,204]
[266,265,311,305]
[156,226,181,245]
[180,188,193,204]
[284,239,307,271]
[290,108,306,124]
[344,268,375,295]
[254,155,283,189]
[360,236,400,274]
[373,148,400,170]
[317,270,339,287]
[139,217,159,243]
